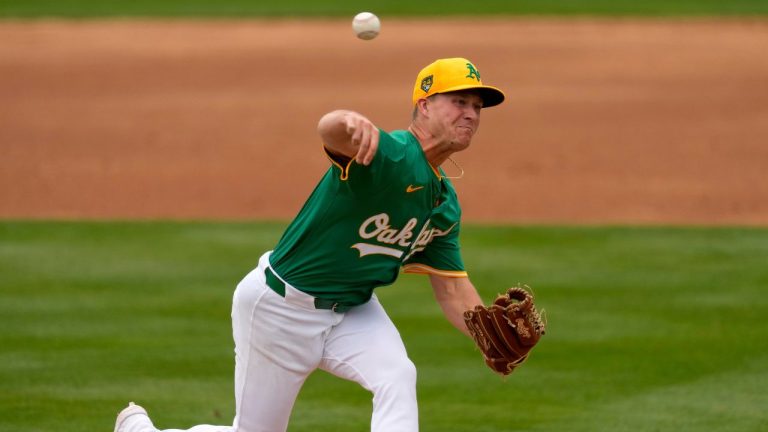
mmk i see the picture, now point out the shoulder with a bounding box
[378,129,421,161]
[386,129,421,150]
[386,129,413,142]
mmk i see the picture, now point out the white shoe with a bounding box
[114,402,156,432]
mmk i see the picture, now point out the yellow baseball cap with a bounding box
[412,57,505,108]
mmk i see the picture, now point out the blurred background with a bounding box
[2,1,767,224]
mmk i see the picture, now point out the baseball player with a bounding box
[114,57,505,432]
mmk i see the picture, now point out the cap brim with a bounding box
[438,84,506,108]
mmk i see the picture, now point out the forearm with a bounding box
[318,110,356,157]
[430,275,484,338]
[317,110,379,165]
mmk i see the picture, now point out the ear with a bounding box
[415,98,430,117]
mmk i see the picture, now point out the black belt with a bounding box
[264,267,353,313]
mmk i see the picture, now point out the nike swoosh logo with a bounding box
[406,185,424,193]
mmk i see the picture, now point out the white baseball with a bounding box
[352,12,380,40]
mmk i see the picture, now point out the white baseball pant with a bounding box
[156,251,418,432]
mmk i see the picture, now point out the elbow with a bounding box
[317,110,350,155]
[317,111,338,140]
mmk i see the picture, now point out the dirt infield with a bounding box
[1,19,767,224]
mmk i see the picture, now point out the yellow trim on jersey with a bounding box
[323,144,354,181]
[402,263,468,278]
[427,162,443,180]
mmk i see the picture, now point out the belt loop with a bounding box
[266,266,352,313]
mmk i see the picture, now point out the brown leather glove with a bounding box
[463,286,545,375]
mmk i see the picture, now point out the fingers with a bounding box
[363,127,379,165]
[356,123,379,166]
[345,113,379,166]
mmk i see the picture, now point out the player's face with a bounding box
[427,91,483,150]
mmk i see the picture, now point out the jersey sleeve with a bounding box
[402,220,466,277]
[323,129,404,187]
[402,179,467,277]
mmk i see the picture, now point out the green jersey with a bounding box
[269,129,466,306]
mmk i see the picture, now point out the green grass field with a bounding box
[1,221,766,431]
[2,0,768,18]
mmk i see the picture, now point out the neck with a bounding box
[408,123,454,168]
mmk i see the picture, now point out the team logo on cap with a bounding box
[466,63,481,81]
[420,75,433,93]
